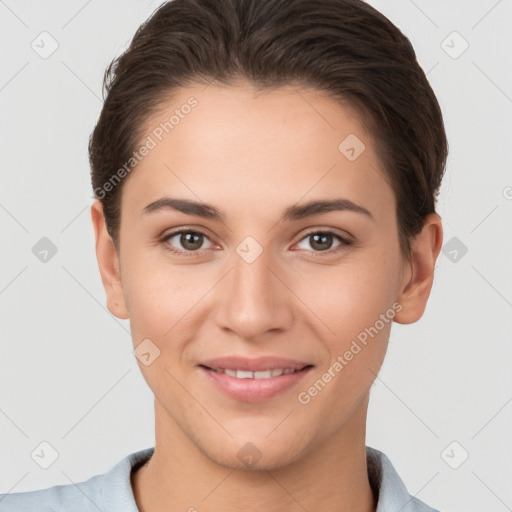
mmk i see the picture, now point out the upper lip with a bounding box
[199,356,313,372]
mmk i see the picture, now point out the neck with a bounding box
[132,397,376,512]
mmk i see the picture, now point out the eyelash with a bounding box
[159,228,352,258]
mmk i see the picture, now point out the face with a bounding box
[94,81,418,470]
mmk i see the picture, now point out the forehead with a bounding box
[120,81,395,223]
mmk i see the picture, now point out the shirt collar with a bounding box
[367,446,439,511]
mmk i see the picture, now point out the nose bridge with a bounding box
[215,240,293,338]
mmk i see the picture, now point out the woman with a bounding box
[0,0,447,510]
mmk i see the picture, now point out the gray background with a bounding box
[1,1,511,511]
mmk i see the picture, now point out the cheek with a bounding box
[293,253,401,340]
[125,277,185,342]
[122,266,193,401]
[121,256,213,357]
[294,262,398,423]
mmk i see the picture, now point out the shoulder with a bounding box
[366,446,441,512]
[0,473,107,512]
[0,447,154,512]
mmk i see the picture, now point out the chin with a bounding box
[194,432,310,472]
[208,447,301,472]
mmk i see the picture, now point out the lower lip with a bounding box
[199,366,313,402]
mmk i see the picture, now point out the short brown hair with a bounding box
[89,0,448,258]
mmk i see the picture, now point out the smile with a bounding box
[198,358,314,402]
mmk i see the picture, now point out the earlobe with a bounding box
[90,200,129,320]
[394,213,443,325]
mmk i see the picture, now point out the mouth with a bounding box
[197,356,314,402]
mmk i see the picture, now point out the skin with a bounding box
[91,81,443,512]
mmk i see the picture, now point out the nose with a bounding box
[214,245,294,341]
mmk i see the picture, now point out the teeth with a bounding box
[254,370,272,378]
[236,370,254,379]
[214,368,301,379]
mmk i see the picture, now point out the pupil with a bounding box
[182,232,202,250]
[311,233,332,251]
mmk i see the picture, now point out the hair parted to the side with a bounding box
[89,0,448,258]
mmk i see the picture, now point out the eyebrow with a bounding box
[141,197,374,222]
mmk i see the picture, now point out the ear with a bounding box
[90,199,129,320]
[394,213,443,324]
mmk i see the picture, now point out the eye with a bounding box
[294,230,351,255]
[160,228,351,257]
[161,229,214,256]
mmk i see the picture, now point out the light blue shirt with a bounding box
[0,446,440,511]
